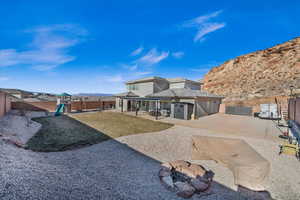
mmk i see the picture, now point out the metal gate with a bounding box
[173,103,185,119]
[225,106,253,116]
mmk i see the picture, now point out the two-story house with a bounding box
[115,76,222,120]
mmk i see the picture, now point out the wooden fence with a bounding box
[11,101,57,112]
[11,100,115,112]
[289,98,300,125]
[0,92,11,117]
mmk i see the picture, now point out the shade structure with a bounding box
[192,136,270,191]
[57,92,72,97]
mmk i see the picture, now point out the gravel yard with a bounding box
[0,131,240,200]
[0,115,299,199]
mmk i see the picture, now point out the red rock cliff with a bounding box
[203,37,300,101]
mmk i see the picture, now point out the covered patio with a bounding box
[115,89,223,120]
[116,95,172,119]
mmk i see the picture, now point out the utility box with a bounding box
[259,104,280,119]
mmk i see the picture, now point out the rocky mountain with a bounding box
[202,37,300,102]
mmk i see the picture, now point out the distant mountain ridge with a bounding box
[73,93,113,97]
[202,37,300,101]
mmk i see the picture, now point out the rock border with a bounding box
[159,160,214,199]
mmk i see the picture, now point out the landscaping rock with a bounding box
[203,170,215,182]
[169,160,190,169]
[159,161,213,198]
[160,176,174,191]
[189,164,206,177]
[197,176,210,184]
[173,163,206,179]
[0,113,41,145]
[190,178,209,193]
[158,167,171,177]
[174,181,195,199]
[161,162,172,169]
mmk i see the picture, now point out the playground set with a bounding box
[55,93,72,116]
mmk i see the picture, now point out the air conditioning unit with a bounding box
[258,104,280,119]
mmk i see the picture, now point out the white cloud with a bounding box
[136,48,169,66]
[194,23,225,42]
[0,76,9,81]
[133,71,152,76]
[0,49,20,67]
[172,51,185,59]
[32,64,60,71]
[121,63,138,71]
[182,10,225,42]
[183,10,223,27]
[130,46,144,56]
[102,75,125,83]
[0,24,87,70]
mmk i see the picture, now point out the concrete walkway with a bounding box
[160,114,284,142]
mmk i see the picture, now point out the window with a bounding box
[128,84,139,90]
[134,84,139,90]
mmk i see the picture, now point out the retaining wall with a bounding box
[0,92,11,117]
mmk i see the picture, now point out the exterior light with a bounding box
[290,85,295,98]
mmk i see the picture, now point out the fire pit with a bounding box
[159,160,214,199]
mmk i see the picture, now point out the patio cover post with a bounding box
[121,98,123,112]
[155,100,159,120]
[192,98,197,120]
[135,101,139,116]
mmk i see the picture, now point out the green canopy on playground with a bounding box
[57,93,72,97]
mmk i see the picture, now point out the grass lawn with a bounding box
[70,112,173,138]
[26,112,173,152]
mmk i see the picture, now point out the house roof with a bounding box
[166,78,200,84]
[114,91,139,97]
[147,88,223,98]
[126,76,201,85]
[72,96,116,101]
[0,88,33,95]
[126,76,165,84]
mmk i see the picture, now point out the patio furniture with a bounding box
[279,142,300,160]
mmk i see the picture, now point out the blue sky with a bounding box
[0,0,299,94]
